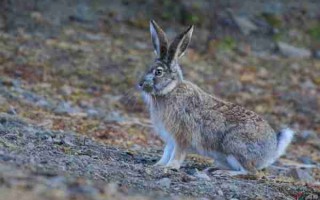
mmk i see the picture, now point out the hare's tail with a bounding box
[276,128,294,158]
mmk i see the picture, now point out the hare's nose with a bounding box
[138,80,144,88]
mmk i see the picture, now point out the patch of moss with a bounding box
[160,0,181,21]
[261,13,282,28]
[272,32,283,42]
[307,23,320,41]
[0,138,17,150]
[217,36,236,52]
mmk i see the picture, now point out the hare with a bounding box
[138,20,294,174]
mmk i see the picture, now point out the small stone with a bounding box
[301,79,316,90]
[86,109,99,118]
[181,173,196,182]
[314,50,320,59]
[60,85,73,96]
[27,142,35,149]
[193,169,211,181]
[7,106,17,115]
[298,156,315,165]
[297,130,317,142]
[53,138,63,145]
[277,42,311,58]
[0,154,12,161]
[217,189,224,196]
[62,135,75,146]
[157,178,171,188]
[286,168,314,182]
[36,99,51,109]
[229,11,258,35]
[54,101,77,115]
[4,134,17,140]
[257,68,269,78]
[145,168,152,175]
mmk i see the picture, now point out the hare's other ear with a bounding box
[150,20,168,59]
[167,25,194,63]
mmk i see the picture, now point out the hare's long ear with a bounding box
[150,20,168,59]
[167,25,194,64]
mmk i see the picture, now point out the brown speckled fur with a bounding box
[139,20,292,172]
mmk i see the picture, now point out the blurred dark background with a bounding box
[2,0,320,53]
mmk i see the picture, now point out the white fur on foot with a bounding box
[165,160,182,169]
[154,142,174,166]
[226,155,246,171]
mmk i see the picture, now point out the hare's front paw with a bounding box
[165,160,182,170]
[153,160,167,167]
[153,143,174,167]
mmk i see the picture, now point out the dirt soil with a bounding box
[0,1,320,200]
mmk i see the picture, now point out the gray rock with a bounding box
[104,111,126,123]
[36,99,52,109]
[0,154,13,161]
[60,85,73,96]
[54,101,78,115]
[314,50,320,59]
[7,106,17,115]
[157,178,171,188]
[298,130,317,142]
[301,79,316,90]
[47,176,66,188]
[277,42,311,58]
[62,135,75,146]
[298,156,315,165]
[286,168,314,182]
[227,9,257,35]
[234,16,258,35]
[193,169,211,181]
[86,109,99,118]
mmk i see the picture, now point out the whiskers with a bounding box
[120,87,150,113]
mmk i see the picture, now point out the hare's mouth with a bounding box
[140,82,154,93]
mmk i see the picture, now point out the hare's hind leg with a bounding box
[154,141,174,166]
[212,155,248,176]
[206,153,248,176]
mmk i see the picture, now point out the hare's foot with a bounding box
[164,145,186,170]
[153,143,174,166]
[165,160,182,169]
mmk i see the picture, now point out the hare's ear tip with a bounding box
[150,20,157,26]
[188,25,194,32]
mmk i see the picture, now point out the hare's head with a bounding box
[138,20,193,96]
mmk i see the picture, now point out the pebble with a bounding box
[7,106,17,115]
[298,130,317,142]
[193,169,211,181]
[286,168,314,182]
[62,135,75,146]
[54,101,78,115]
[314,50,320,59]
[86,109,100,118]
[277,42,311,58]
[298,156,315,165]
[234,16,258,35]
[217,189,224,196]
[157,178,171,188]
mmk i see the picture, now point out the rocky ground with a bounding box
[0,0,320,199]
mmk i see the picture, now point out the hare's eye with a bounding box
[155,67,163,77]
